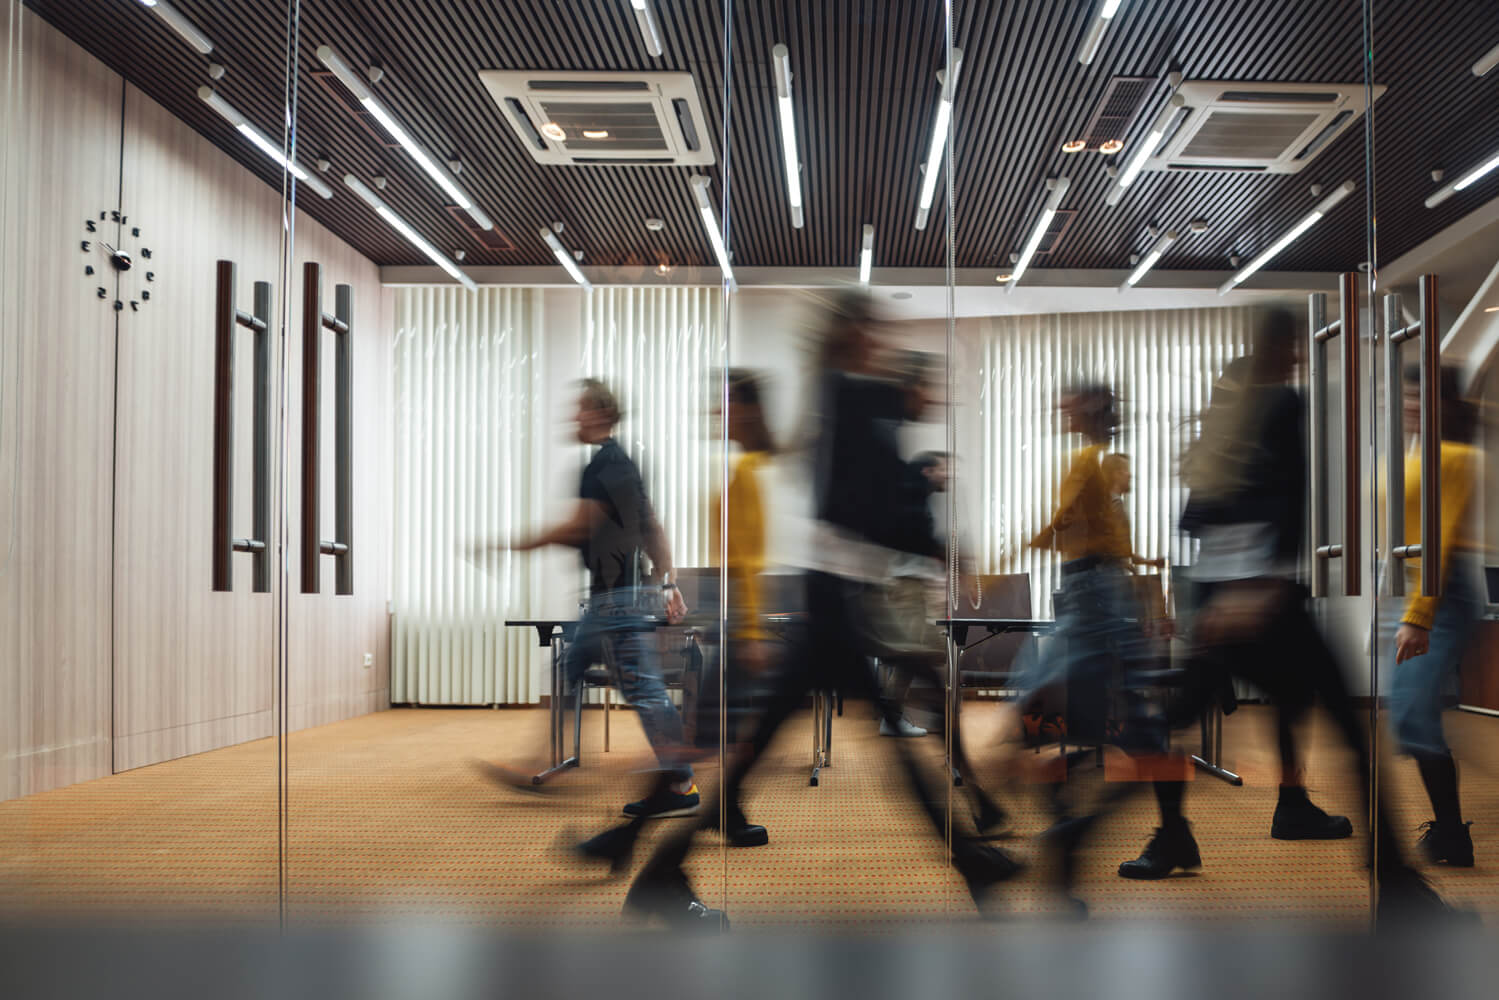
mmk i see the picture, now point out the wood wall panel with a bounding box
[0,10,120,799]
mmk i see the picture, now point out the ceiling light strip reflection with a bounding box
[1120,230,1178,291]
[1218,181,1355,294]
[690,175,736,290]
[135,0,213,55]
[541,228,593,291]
[344,175,476,290]
[859,224,874,285]
[915,48,963,231]
[1007,178,1070,291]
[317,45,493,230]
[1425,146,1499,208]
[197,87,333,198]
[772,44,804,228]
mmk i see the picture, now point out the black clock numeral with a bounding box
[113,300,123,312]
[81,240,91,252]
[130,301,140,312]
[140,248,152,259]
[99,211,106,221]
[145,271,155,282]
[85,219,96,233]
[131,227,140,238]
[110,210,121,222]
[141,290,150,301]
[85,265,95,276]
[97,287,107,298]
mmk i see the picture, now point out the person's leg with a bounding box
[879,662,926,736]
[1264,676,1354,841]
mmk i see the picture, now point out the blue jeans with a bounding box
[1383,558,1480,758]
[565,588,693,783]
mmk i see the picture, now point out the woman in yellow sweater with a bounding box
[1385,366,1483,867]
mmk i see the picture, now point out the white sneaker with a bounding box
[880,717,927,737]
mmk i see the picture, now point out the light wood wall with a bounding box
[3,9,393,796]
[0,8,120,801]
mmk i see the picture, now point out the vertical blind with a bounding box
[390,287,544,705]
[390,285,723,706]
[583,286,724,572]
[970,307,1257,615]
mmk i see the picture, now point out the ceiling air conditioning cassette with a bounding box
[480,70,715,166]
[1146,80,1385,175]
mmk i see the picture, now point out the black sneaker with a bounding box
[954,840,1025,909]
[623,867,729,930]
[574,824,641,875]
[623,783,701,819]
[1417,820,1475,867]
[1271,788,1354,840]
[1118,821,1202,879]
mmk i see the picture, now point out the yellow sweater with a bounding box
[1031,444,1131,561]
[712,450,770,641]
[1393,441,1478,629]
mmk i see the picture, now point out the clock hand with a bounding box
[101,241,117,255]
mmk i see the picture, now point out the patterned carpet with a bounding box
[1,703,1496,928]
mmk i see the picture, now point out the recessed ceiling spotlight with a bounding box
[1189,218,1208,234]
[582,129,609,139]
[645,218,665,231]
[655,261,672,277]
[1061,139,1086,154]
[366,64,385,85]
[541,122,566,142]
[1099,139,1124,155]
[1229,254,1241,267]
[994,272,1013,283]
[207,62,226,80]
[892,291,913,300]
[454,249,466,261]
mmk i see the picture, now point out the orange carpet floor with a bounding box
[2,703,1496,929]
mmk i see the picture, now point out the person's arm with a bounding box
[473,500,596,556]
[639,495,687,623]
[1029,451,1090,549]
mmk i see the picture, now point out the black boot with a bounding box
[725,805,768,848]
[1118,820,1201,879]
[1271,786,1353,841]
[953,840,1025,911]
[623,866,729,930]
[1042,813,1094,918]
[1417,820,1475,867]
[575,821,643,875]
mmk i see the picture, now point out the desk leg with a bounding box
[532,634,582,785]
[1191,705,1243,786]
[810,693,826,786]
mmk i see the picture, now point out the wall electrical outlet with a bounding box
[362,652,374,668]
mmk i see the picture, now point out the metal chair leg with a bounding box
[604,688,611,753]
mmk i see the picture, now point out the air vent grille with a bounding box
[1035,209,1077,256]
[1179,111,1322,159]
[1083,77,1152,148]
[312,70,400,148]
[445,206,516,251]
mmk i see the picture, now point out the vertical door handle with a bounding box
[211,260,272,593]
[1307,271,1361,598]
[1388,276,1442,598]
[300,261,354,595]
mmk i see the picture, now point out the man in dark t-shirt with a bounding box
[493,378,697,817]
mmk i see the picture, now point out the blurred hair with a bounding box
[577,377,622,428]
[814,289,879,372]
[727,368,777,454]
[1404,363,1478,444]
[1063,382,1119,442]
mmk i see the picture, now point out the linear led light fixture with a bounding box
[1474,41,1499,77]
[1218,180,1355,294]
[771,44,804,228]
[1077,0,1126,66]
[197,87,333,198]
[1425,146,1499,208]
[914,47,963,231]
[135,0,213,55]
[1105,91,1185,207]
[690,175,736,290]
[317,45,493,230]
[1006,177,1070,291]
[344,175,476,290]
[1120,230,1178,291]
[630,0,665,58]
[541,228,592,291]
[859,224,874,285]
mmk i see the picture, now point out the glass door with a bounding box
[1365,0,1499,922]
[0,0,299,924]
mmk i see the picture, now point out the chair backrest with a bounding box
[959,573,1034,684]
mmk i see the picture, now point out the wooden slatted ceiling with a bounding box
[22,0,1499,277]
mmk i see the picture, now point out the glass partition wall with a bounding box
[1365,0,1499,923]
[0,0,298,924]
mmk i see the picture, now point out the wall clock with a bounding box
[81,209,156,312]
